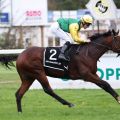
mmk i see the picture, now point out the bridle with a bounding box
[91,31,120,52]
[111,33,120,51]
[91,40,111,50]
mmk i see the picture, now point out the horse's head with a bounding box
[109,29,120,54]
[89,29,120,55]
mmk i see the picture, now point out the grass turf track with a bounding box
[0,64,120,120]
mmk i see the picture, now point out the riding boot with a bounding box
[58,41,70,61]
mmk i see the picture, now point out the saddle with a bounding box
[43,45,81,71]
[65,44,81,58]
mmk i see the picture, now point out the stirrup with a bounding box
[59,54,70,61]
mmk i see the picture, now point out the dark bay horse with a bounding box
[1,30,120,112]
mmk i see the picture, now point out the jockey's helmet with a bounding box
[81,15,93,24]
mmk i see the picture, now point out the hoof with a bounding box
[18,109,22,113]
[68,103,75,107]
[117,96,120,104]
[18,111,22,114]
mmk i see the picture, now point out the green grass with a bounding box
[0,64,19,82]
[0,64,120,120]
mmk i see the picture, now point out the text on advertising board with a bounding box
[98,68,120,80]
[26,11,42,16]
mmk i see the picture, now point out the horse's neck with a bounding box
[94,45,108,59]
[90,39,109,60]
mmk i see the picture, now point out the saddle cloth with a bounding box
[43,47,68,71]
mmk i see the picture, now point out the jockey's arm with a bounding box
[69,23,85,44]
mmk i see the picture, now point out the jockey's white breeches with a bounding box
[50,22,74,43]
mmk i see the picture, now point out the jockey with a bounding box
[50,14,93,61]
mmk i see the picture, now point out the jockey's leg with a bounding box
[50,22,72,42]
[50,22,74,61]
[58,41,71,61]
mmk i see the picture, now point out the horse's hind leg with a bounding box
[15,78,33,112]
[37,72,74,107]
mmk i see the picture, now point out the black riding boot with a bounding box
[58,41,70,61]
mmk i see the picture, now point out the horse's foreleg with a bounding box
[94,75,120,103]
[83,72,120,103]
[15,80,33,112]
[37,73,74,107]
[43,87,74,107]
[96,81,120,103]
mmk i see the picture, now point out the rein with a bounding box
[91,33,120,51]
[111,35,120,51]
[91,41,111,50]
[77,31,120,57]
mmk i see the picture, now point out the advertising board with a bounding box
[0,0,48,26]
[0,0,11,26]
[12,0,48,26]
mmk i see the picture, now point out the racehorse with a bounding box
[1,30,120,112]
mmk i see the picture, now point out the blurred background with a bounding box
[0,0,120,49]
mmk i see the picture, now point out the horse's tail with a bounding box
[0,54,18,69]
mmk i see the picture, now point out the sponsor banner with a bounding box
[12,0,48,26]
[97,54,120,81]
[0,0,11,26]
[86,0,117,20]
[0,13,9,23]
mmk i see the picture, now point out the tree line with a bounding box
[48,0,120,10]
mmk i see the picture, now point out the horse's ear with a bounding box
[112,29,115,35]
[116,30,119,35]
[112,29,119,36]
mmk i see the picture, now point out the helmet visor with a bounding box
[85,23,91,27]
[83,22,91,27]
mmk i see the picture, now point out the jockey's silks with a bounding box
[57,18,86,43]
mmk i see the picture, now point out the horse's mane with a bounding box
[89,30,112,40]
